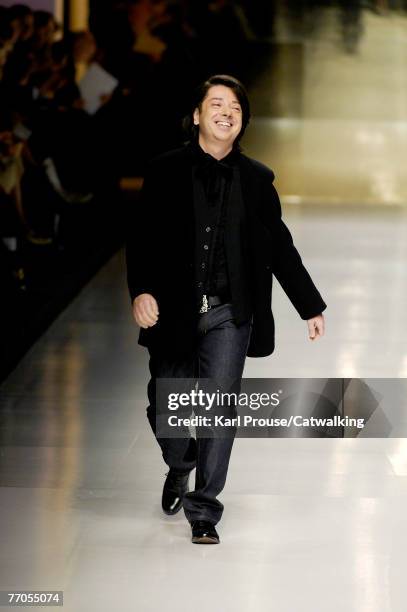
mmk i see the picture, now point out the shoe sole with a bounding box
[191,536,220,544]
[162,504,183,516]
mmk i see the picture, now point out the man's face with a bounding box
[193,84,243,147]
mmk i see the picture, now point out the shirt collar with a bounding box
[188,139,240,167]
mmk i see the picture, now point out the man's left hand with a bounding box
[307,314,325,341]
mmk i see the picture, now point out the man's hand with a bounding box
[307,313,325,341]
[132,293,159,329]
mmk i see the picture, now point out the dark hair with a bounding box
[0,19,14,45]
[182,74,251,150]
[33,10,54,29]
[8,4,32,21]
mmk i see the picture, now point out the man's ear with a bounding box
[193,108,199,126]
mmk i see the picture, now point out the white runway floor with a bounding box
[1,205,407,611]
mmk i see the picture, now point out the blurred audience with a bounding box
[0,4,123,294]
[0,3,126,380]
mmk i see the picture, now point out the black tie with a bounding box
[196,156,233,204]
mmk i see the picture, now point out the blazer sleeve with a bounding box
[268,182,327,320]
[125,162,160,304]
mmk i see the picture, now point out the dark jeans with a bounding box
[147,303,252,525]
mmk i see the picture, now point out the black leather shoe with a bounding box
[162,469,190,515]
[191,520,220,544]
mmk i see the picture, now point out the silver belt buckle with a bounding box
[199,294,211,314]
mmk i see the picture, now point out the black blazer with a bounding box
[125,143,327,358]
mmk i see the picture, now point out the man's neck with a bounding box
[198,135,233,161]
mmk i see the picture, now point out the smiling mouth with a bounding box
[215,121,233,128]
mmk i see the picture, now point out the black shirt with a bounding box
[191,141,240,309]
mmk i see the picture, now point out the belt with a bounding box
[199,294,224,314]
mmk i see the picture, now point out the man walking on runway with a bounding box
[126,74,326,544]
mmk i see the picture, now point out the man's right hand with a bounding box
[132,293,159,329]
